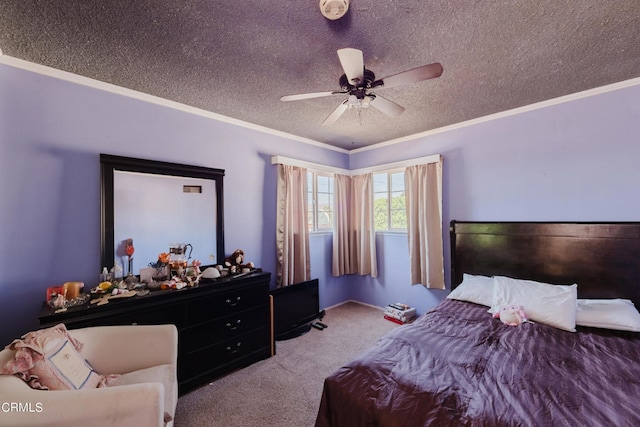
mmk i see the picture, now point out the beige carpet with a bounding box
[174,301,398,427]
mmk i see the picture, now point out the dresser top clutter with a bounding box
[37,154,273,394]
[40,270,273,394]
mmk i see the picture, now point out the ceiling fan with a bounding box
[280,48,443,125]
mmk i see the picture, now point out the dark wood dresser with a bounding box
[39,271,273,394]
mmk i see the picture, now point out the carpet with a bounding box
[174,301,399,426]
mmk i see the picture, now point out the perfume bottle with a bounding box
[169,243,193,277]
[100,267,112,282]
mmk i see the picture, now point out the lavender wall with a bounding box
[308,232,351,310]
[347,83,640,315]
[2,59,638,345]
[0,63,349,344]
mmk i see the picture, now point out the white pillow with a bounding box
[576,299,640,332]
[490,276,578,332]
[447,273,494,307]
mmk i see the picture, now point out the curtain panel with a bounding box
[332,173,377,278]
[404,160,444,289]
[275,164,310,287]
[332,174,356,276]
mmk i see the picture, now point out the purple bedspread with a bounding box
[315,299,640,426]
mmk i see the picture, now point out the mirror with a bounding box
[101,154,225,277]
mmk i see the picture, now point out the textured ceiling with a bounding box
[1,1,639,151]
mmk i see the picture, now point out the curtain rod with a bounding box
[270,156,350,175]
[271,154,441,176]
[350,154,441,175]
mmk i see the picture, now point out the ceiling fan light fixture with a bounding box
[319,0,349,20]
[347,94,372,110]
[280,47,442,125]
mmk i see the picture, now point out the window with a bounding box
[307,171,334,232]
[307,169,404,232]
[373,169,406,231]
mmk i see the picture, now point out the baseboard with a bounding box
[323,299,387,312]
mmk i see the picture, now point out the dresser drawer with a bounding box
[115,305,186,326]
[185,327,270,378]
[67,304,186,329]
[187,284,268,324]
[39,271,273,395]
[182,304,269,352]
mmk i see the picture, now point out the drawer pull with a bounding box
[226,342,242,354]
[225,319,242,330]
[225,296,242,307]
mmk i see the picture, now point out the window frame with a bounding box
[307,170,335,233]
[373,168,407,233]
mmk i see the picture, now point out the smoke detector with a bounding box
[319,0,349,20]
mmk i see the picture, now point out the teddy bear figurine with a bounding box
[224,249,255,274]
[493,304,528,326]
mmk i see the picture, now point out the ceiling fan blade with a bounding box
[370,95,405,117]
[322,99,349,125]
[337,48,364,86]
[373,63,443,89]
[280,91,343,102]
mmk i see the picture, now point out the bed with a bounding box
[315,221,640,426]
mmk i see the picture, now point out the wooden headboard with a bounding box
[450,221,640,307]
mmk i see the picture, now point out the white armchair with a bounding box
[0,324,178,427]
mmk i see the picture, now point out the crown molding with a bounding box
[2,53,638,156]
[0,54,349,154]
[352,76,640,154]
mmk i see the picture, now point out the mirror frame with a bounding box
[100,154,225,272]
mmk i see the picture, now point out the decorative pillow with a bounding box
[576,299,640,332]
[0,323,108,390]
[447,273,494,307]
[490,276,578,332]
